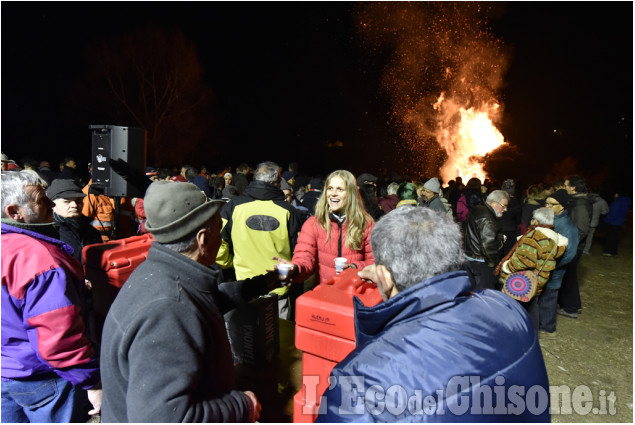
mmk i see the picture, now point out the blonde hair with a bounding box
[314,170,373,250]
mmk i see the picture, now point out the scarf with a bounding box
[397,199,418,208]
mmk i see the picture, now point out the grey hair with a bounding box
[532,207,554,226]
[21,169,48,189]
[387,182,399,196]
[486,190,510,204]
[161,215,218,254]
[161,231,199,253]
[1,171,43,217]
[254,161,280,184]
[371,206,464,291]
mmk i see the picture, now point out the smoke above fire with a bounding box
[355,2,509,182]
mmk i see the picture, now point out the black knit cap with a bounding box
[550,189,569,208]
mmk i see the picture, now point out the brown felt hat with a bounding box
[144,181,224,243]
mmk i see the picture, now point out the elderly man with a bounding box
[538,189,579,337]
[463,189,509,290]
[315,207,550,422]
[100,181,278,422]
[46,179,102,263]
[1,171,102,422]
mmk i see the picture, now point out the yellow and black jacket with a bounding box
[216,180,302,280]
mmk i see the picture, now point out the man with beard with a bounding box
[463,190,509,290]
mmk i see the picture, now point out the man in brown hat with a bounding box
[100,181,277,422]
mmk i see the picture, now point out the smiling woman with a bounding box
[275,170,376,286]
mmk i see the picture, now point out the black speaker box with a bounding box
[90,125,147,198]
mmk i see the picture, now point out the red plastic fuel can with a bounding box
[293,268,382,422]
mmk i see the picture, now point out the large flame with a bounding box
[355,3,509,183]
[435,93,506,182]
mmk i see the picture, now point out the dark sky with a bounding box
[1,2,632,185]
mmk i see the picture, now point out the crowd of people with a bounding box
[1,151,632,422]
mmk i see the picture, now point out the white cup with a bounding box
[334,257,347,274]
[277,263,292,278]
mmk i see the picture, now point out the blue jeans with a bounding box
[1,373,87,423]
[538,287,559,333]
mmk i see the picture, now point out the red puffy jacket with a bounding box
[292,215,375,285]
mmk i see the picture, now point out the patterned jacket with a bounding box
[499,226,568,294]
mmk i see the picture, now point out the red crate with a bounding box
[83,233,154,290]
[295,325,355,364]
[295,268,382,343]
[82,234,153,342]
[293,268,382,422]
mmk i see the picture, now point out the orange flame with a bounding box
[434,93,506,183]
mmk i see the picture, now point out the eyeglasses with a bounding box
[494,201,508,210]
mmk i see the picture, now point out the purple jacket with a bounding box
[1,223,100,389]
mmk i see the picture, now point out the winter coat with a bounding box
[292,215,374,285]
[101,242,270,422]
[499,196,522,233]
[82,181,116,241]
[520,197,543,233]
[232,172,249,196]
[545,211,579,290]
[499,226,568,294]
[567,193,592,252]
[190,175,211,197]
[425,194,451,216]
[604,196,632,226]
[588,193,609,227]
[456,189,484,221]
[1,222,100,389]
[53,213,103,263]
[378,194,398,214]
[301,190,322,215]
[463,203,505,267]
[217,180,302,280]
[315,270,550,422]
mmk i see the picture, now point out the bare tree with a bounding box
[74,26,214,166]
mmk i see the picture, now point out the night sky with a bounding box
[1,2,632,187]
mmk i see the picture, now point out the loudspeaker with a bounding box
[90,125,147,198]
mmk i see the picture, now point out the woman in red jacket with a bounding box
[275,170,375,285]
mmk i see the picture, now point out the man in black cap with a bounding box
[100,181,277,422]
[46,179,102,263]
[356,172,377,187]
[537,189,579,337]
[357,173,383,221]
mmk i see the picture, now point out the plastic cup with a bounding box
[334,257,347,274]
[277,263,292,279]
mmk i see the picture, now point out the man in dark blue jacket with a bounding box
[316,206,550,422]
